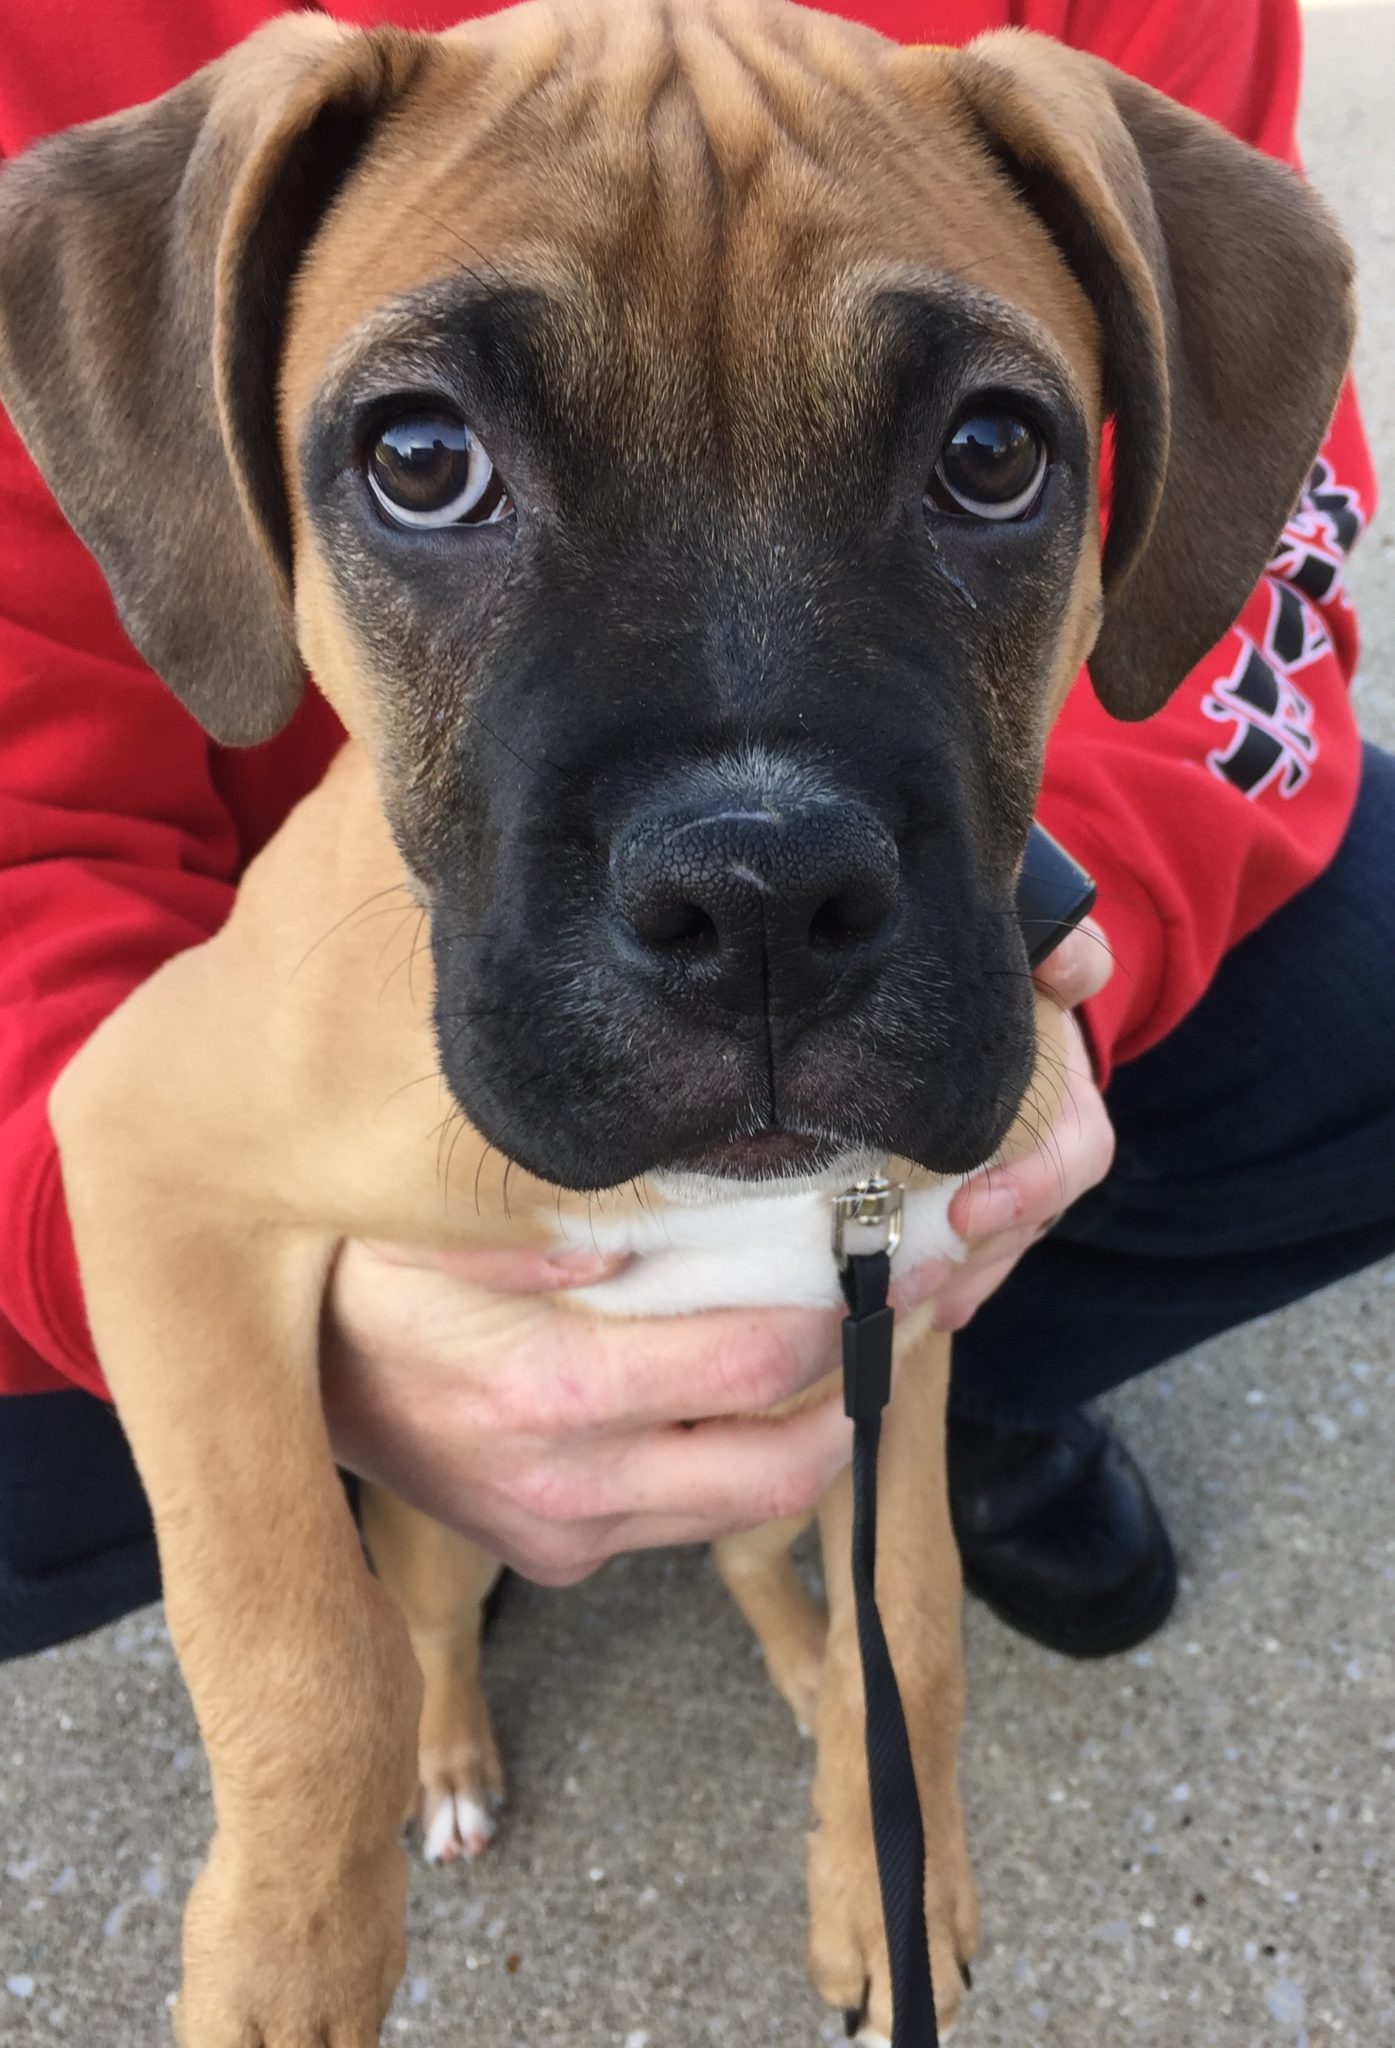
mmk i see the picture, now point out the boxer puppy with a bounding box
[0,4,1353,2041]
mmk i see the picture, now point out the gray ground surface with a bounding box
[3,7,1393,2045]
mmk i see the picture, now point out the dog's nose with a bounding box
[609,789,900,1017]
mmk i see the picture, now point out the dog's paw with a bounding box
[807,1813,977,2043]
[420,1778,505,1864]
[176,1834,407,2047]
[415,1694,506,1865]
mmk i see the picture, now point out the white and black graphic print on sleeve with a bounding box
[1202,459,1367,802]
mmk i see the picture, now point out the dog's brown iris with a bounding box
[931,409,1046,522]
[367,410,513,529]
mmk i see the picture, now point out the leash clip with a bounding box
[832,1175,904,1268]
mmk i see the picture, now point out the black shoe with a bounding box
[948,1405,1178,1657]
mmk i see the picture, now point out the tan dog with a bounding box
[0,4,1353,2043]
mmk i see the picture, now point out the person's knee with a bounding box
[0,1392,152,1577]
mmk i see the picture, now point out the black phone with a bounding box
[1016,822,1097,969]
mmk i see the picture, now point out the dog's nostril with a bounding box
[809,884,895,951]
[627,899,719,953]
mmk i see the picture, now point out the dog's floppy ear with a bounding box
[0,17,428,744]
[945,30,1356,721]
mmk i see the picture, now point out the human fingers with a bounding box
[931,1247,1025,1333]
[604,1394,850,1522]
[449,1398,853,1586]
[1032,913,1113,1008]
[485,1301,845,1438]
[890,1255,957,1313]
[949,1014,1114,1244]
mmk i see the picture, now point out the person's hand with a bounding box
[324,1240,865,1585]
[892,915,1116,1332]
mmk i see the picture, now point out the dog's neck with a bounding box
[554,1173,963,1316]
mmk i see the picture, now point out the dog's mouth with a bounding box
[673,1127,840,1179]
[650,1130,890,1211]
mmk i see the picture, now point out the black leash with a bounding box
[835,1179,938,2047]
[830,821,1097,2045]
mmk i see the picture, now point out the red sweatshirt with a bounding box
[0,0,1376,1398]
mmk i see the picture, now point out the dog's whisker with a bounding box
[406,908,430,1005]
[373,905,431,988]
[473,1139,502,1218]
[473,712,582,791]
[417,207,519,301]
[432,1096,467,1165]
[288,884,415,980]
[377,924,435,1003]
[377,1068,449,1111]
[443,1113,471,1206]
[434,1105,459,1184]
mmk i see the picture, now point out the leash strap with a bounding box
[825,830,1094,2042]
[840,1244,939,2047]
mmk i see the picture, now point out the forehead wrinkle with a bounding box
[365,3,938,280]
[301,0,1086,327]
[682,7,903,193]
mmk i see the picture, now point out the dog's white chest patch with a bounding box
[553,1177,963,1316]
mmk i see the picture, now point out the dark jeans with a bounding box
[5,744,1394,1658]
[951,741,1395,1425]
[0,1388,159,1657]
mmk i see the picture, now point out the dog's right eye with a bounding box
[366,412,514,529]
[928,408,1047,523]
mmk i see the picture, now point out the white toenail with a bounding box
[422,1800,458,1865]
[854,2031,949,2046]
[422,1792,498,1865]
[453,1795,497,1853]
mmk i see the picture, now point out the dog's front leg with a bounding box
[57,1165,420,2046]
[713,1514,826,1735]
[806,1322,978,2044]
[360,1485,506,1865]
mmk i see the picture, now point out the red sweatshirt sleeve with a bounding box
[0,417,249,1394]
[1029,0,1377,1084]
[0,0,300,1397]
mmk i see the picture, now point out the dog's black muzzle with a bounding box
[428,741,1038,1191]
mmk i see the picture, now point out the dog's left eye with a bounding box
[367,411,514,529]
[928,409,1047,522]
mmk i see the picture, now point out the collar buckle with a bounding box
[832,1175,905,1267]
